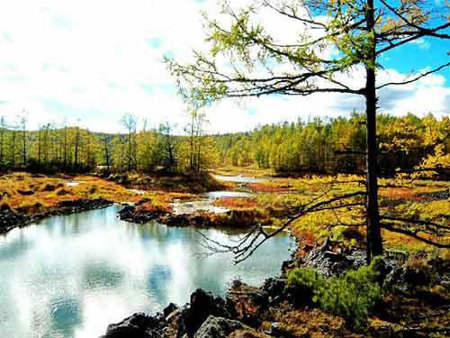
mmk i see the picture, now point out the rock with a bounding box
[193,316,249,338]
[102,313,162,338]
[262,278,286,305]
[177,289,232,337]
[0,198,113,235]
[302,240,364,277]
[226,282,268,325]
[118,204,166,224]
[265,322,290,337]
[163,303,178,318]
[0,205,31,234]
[108,174,130,185]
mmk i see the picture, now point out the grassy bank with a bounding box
[2,170,448,257]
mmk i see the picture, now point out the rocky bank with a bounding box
[0,198,113,234]
[102,241,450,337]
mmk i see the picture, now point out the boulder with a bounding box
[193,316,249,338]
[262,278,286,304]
[226,281,269,325]
[0,205,31,234]
[163,303,178,318]
[102,313,162,338]
[177,289,232,337]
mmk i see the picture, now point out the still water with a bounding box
[0,206,293,337]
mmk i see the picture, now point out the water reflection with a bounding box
[83,263,125,289]
[0,206,293,337]
[49,297,82,337]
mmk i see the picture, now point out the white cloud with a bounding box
[0,0,448,134]
[411,38,431,50]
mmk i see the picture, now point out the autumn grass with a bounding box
[210,170,450,255]
[1,171,449,256]
[213,166,275,178]
[110,171,226,193]
[0,172,195,216]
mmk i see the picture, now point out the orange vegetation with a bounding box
[0,172,194,216]
[248,182,293,193]
[214,197,259,209]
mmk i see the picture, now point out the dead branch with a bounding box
[381,216,450,231]
[199,190,366,264]
[382,223,450,248]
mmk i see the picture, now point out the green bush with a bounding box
[286,257,384,331]
[287,267,324,290]
[287,267,325,303]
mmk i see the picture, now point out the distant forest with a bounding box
[0,113,448,176]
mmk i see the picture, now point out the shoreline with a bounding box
[0,198,113,235]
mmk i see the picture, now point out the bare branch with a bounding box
[382,223,450,248]
[199,189,366,263]
[376,62,450,90]
[381,216,450,231]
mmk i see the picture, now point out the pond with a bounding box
[0,206,293,338]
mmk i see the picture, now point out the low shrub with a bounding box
[287,267,324,304]
[286,257,384,331]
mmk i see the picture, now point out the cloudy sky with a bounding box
[0,0,448,134]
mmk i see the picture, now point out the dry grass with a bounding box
[0,172,195,216]
[216,170,450,254]
[1,170,449,255]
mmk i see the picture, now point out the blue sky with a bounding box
[382,38,449,79]
[0,0,448,134]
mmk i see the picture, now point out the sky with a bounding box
[0,0,448,134]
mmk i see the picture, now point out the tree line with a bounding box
[0,112,217,174]
[215,113,450,177]
[0,112,447,177]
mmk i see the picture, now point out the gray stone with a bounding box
[193,316,249,338]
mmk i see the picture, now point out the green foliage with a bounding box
[318,261,382,330]
[215,113,449,176]
[287,267,324,291]
[0,112,447,177]
[286,257,384,331]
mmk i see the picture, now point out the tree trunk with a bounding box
[11,132,16,166]
[63,126,67,168]
[0,119,4,164]
[365,0,383,262]
[104,138,110,171]
[22,128,27,166]
[38,128,42,164]
[74,128,79,168]
[128,134,132,172]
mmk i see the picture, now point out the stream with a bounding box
[171,174,262,215]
